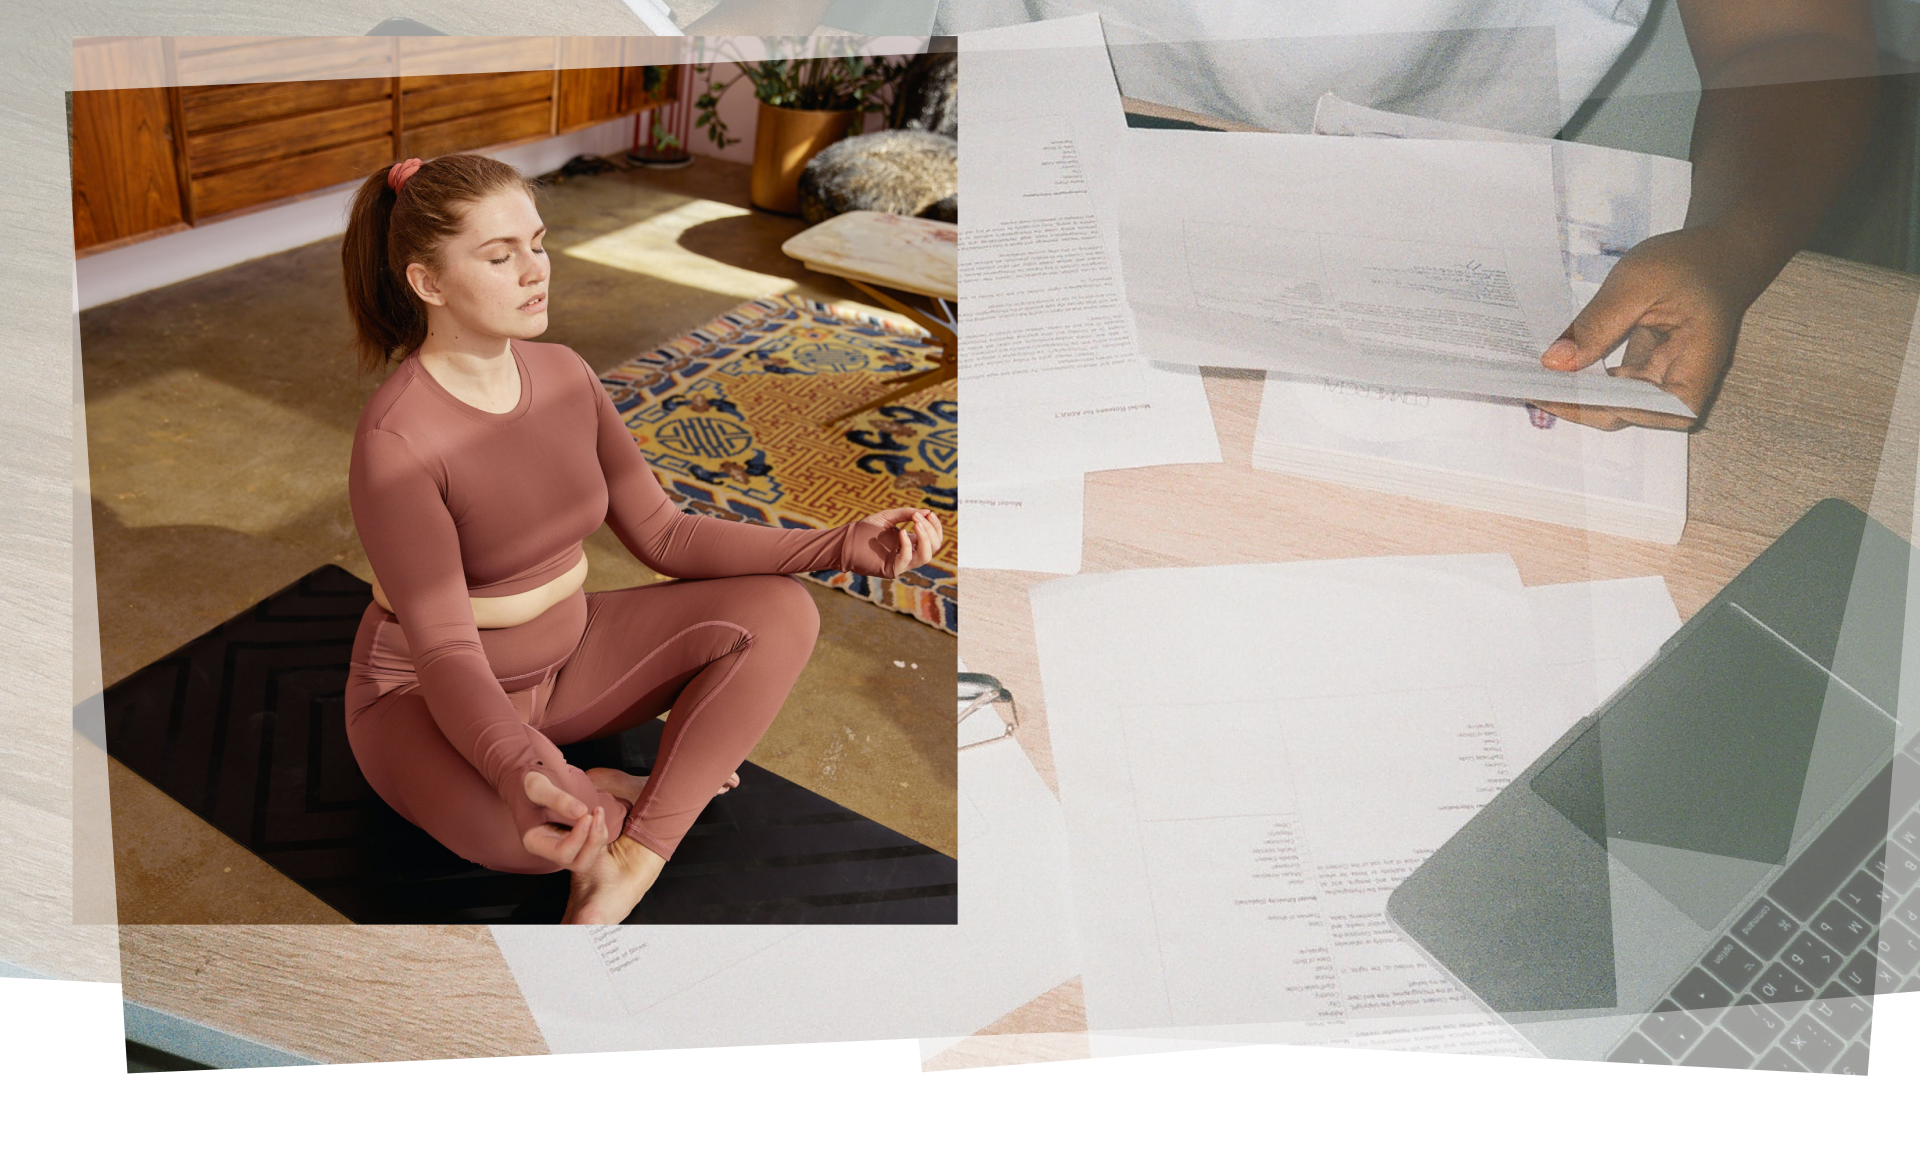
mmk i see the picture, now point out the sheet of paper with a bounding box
[961,474,1085,574]
[1252,372,1689,543]
[1030,554,1574,1035]
[491,667,1077,1052]
[1115,129,1694,416]
[1526,575,1682,717]
[1311,93,1694,299]
[961,15,1223,483]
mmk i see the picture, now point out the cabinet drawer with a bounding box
[190,135,392,220]
[400,102,553,160]
[186,99,392,176]
[401,72,552,125]
[179,78,394,136]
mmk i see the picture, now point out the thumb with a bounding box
[1543,274,1648,373]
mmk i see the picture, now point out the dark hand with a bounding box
[1535,227,1750,431]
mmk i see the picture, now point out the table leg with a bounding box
[820,279,958,428]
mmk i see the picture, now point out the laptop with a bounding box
[1387,498,1920,1072]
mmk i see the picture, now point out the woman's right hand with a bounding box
[520,770,615,871]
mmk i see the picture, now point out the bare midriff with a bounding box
[371,551,590,629]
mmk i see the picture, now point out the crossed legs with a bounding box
[346,574,822,912]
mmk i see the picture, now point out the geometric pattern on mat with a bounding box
[99,565,957,925]
[597,293,957,635]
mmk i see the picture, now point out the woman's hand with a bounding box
[1534,227,1751,432]
[520,769,615,871]
[859,507,944,577]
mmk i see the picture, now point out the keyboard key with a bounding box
[1781,1015,1846,1071]
[1830,1044,1871,1075]
[1838,869,1887,920]
[1608,1033,1672,1064]
[1810,987,1873,1040]
[1834,948,1879,996]
[1769,766,1893,918]
[1755,1046,1809,1073]
[1733,899,1800,959]
[1877,920,1920,974]
[1679,1028,1756,1069]
[1895,809,1919,855]
[1641,1000,1705,1059]
[1751,964,1817,1008]
[1702,936,1766,994]
[1876,953,1908,993]
[1810,899,1874,952]
[1894,888,1920,934]
[1720,1000,1788,1054]
[1671,967,1736,1012]
[1888,843,1920,895]
[1782,932,1844,986]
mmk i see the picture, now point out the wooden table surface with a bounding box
[11,24,1920,1067]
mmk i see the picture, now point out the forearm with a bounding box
[681,0,837,34]
[614,501,897,580]
[1682,33,1878,306]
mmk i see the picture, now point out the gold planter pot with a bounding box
[749,102,857,215]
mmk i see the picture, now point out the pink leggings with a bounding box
[344,574,820,872]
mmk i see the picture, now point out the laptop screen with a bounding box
[1530,599,1897,933]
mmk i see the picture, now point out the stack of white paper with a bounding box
[1028,555,1681,1051]
[960,15,1224,575]
[1246,96,1693,544]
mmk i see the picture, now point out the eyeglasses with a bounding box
[958,672,1018,750]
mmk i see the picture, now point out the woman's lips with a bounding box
[519,292,547,312]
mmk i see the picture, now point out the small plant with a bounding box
[692,37,908,151]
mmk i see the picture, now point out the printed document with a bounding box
[1115,129,1693,416]
[962,15,1222,485]
[1028,558,1682,1043]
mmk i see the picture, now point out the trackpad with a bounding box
[1532,601,1895,922]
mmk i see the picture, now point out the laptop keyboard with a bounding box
[1606,762,1920,1073]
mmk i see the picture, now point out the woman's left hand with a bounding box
[859,507,944,577]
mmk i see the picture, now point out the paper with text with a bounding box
[1115,129,1693,416]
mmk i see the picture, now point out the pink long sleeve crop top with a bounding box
[347,338,899,834]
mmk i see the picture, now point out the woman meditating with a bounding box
[339,152,941,924]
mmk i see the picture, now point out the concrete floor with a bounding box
[84,155,956,924]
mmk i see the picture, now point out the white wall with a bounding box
[76,116,638,312]
[691,35,929,164]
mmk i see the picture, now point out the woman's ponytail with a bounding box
[340,153,538,376]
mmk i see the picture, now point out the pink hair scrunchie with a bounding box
[388,157,424,194]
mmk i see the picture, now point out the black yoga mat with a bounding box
[98,565,957,925]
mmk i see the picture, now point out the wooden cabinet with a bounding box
[560,37,687,134]
[157,38,403,226]
[69,39,185,251]
[70,36,685,255]
[395,37,559,161]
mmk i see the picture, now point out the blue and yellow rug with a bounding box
[597,294,957,635]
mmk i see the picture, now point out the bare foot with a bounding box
[584,765,740,799]
[563,835,667,924]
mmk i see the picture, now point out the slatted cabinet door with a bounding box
[397,37,558,160]
[70,38,186,250]
[165,38,400,224]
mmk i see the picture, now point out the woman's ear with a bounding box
[405,261,445,308]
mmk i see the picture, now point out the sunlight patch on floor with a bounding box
[563,197,799,300]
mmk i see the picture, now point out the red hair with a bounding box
[340,153,538,375]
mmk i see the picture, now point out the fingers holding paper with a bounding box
[1535,228,1746,432]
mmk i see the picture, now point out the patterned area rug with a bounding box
[597,294,957,635]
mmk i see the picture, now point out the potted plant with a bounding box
[693,39,908,215]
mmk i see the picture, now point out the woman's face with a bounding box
[406,188,551,342]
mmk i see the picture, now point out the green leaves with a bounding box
[691,42,913,150]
